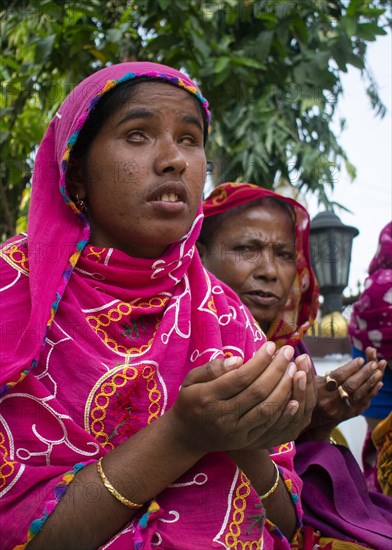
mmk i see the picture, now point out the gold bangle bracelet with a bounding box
[96,457,143,509]
[259,460,280,500]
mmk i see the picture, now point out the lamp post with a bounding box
[309,210,359,317]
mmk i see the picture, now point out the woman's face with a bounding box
[201,203,297,332]
[75,81,207,258]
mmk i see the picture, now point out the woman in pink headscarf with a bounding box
[349,221,392,428]
[349,221,392,495]
[0,63,316,549]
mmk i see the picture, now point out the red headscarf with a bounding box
[202,182,319,348]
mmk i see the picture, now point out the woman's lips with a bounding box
[244,291,279,306]
[149,199,186,213]
[148,181,187,201]
[147,181,187,213]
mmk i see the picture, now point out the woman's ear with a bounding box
[196,241,207,265]
[66,157,86,200]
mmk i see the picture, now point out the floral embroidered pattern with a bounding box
[85,299,167,356]
[86,363,163,449]
[0,430,17,491]
[225,472,262,549]
[0,237,29,275]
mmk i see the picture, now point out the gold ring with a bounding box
[338,385,349,400]
[325,372,338,391]
[338,385,351,406]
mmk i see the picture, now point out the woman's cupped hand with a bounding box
[305,347,386,440]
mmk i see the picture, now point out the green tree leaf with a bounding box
[34,34,56,63]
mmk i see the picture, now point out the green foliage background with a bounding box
[1,0,390,239]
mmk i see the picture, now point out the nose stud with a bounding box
[186,162,189,167]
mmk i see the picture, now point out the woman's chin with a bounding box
[244,304,276,333]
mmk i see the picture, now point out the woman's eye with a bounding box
[126,131,146,142]
[179,135,196,145]
[233,244,256,253]
[279,250,295,261]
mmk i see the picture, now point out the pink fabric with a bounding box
[348,221,392,360]
[202,182,319,349]
[0,64,302,549]
[362,428,383,493]
[0,61,210,393]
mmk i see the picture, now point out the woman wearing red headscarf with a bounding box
[200,182,392,549]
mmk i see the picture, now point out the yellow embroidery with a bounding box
[86,297,168,355]
[275,441,293,454]
[0,239,29,275]
[88,364,161,449]
[209,183,257,206]
[0,431,17,490]
[225,472,262,549]
[142,365,161,422]
[85,246,106,263]
[211,189,228,205]
[207,296,217,313]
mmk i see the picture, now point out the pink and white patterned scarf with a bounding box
[349,221,392,359]
[0,63,302,549]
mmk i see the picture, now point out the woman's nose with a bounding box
[154,138,187,175]
[253,249,278,280]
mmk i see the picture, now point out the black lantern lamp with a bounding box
[309,210,359,316]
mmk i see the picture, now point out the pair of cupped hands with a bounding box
[169,342,386,454]
[170,342,316,454]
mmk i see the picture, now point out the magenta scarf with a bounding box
[349,221,392,360]
[0,62,211,394]
[0,64,302,549]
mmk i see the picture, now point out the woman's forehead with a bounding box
[95,80,206,140]
[222,203,293,229]
[115,80,204,116]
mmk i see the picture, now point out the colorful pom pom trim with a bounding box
[13,461,94,550]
